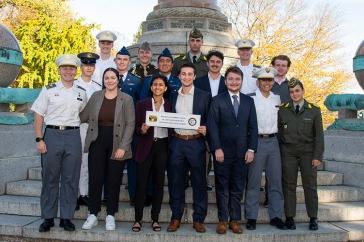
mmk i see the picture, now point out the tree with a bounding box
[219,0,351,126]
[1,0,97,88]
[132,23,143,45]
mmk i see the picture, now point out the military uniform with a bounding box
[172,52,208,79]
[278,100,324,220]
[129,63,158,84]
[32,57,87,230]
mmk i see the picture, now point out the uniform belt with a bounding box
[258,133,277,138]
[46,125,79,130]
[153,137,168,142]
[173,132,202,140]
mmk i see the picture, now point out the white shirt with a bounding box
[92,56,116,84]
[236,62,258,94]
[175,86,198,135]
[251,89,281,134]
[208,73,221,97]
[74,77,102,100]
[152,98,168,138]
[274,77,286,85]
[31,81,87,126]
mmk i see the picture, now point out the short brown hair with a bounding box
[271,55,291,68]
[224,66,243,79]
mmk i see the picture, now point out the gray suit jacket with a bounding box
[80,89,135,161]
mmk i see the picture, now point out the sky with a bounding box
[69,0,364,93]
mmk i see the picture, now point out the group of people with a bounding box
[31,27,324,235]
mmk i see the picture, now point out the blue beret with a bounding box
[158,48,173,62]
[117,46,130,56]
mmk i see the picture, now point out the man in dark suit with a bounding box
[167,63,211,233]
[194,50,227,97]
[207,66,258,234]
[194,50,228,191]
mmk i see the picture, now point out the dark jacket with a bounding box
[194,74,227,96]
[278,100,324,161]
[207,92,258,159]
[134,97,172,162]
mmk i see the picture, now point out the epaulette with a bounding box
[201,55,207,61]
[307,102,318,109]
[92,80,102,87]
[76,85,86,92]
[253,64,261,68]
[246,93,256,97]
[46,83,56,89]
[280,102,290,108]
[176,54,186,60]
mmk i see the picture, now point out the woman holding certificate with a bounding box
[132,74,172,232]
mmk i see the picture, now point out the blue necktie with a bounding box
[232,95,239,117]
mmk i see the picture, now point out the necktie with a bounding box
[295,105,300,114]
[232,95,239,117]
[118,75,124,87]
[193,56,197,63]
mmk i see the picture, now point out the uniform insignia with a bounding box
[284,124,288,129]
[177,54,186,60]
[46,83,56,89]
[201,55,207,61]
[76,85,86,92]
[265,67,271,73]
[282,103,290,108]
[253,64,261,68]
[92,80,102,87]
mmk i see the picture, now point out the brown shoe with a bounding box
[167,219,180,232]
[216,221,228,234]
[229,221,243,234]
[193,222,206,233]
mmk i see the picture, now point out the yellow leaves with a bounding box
[2,0,96,88]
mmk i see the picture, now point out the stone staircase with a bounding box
[0,165,363,241]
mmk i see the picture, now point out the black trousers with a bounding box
[134,138,168,222]
[88,126,126,216]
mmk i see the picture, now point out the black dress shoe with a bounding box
[309,217,318,230]
[144,195,153,207]
[285,217,296,230]
[59,219,75,231]
[78,195,89,207]
[270,217,287,230]
[245,219,256,230]
[39,219,54,232]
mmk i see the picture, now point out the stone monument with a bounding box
[127,0,238,68]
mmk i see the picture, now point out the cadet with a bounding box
[75,52,102,209]
[278,78,324,231]
[235,39,260,94]
[245,67,286,230]
[271,55,292,103]
[115,46,142,206]
[140,48,181,100]
[31,54,87,232]
[93,30,117,84]
[129,41,158,84]
[172,27,209,79]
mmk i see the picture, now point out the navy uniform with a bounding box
[74,52,102,207]
[235,39,261,94]
[172,27,208,79]
[245,67,286,230]
[140,48,181,100]
[31,54,87,232]
[278,78,324,230]
[129,41,158,84]
[116,47,142,205]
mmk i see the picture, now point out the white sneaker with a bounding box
[105,215,115,231]
[82,214,98,230]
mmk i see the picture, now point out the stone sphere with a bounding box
[354,40,364,90]
[0,24,23,87]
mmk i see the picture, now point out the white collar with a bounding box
[178,85,194,96]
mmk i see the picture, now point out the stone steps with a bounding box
[6,179,364,204]
[27,166,344,186]
[0,215,355,242]
[0,195,363,224]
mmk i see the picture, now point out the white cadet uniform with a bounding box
[92,57,116,85]
[236,62,260,94]
[31,81,87,220]
[245,89,284,220]
[74,77,102,196]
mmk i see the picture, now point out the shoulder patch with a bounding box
[92,80,102,87]
[76,85,86,92]
[46,83,56,89]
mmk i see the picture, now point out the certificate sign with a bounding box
[146,111,200,130]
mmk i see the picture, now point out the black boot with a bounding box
[39,218,54,232]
